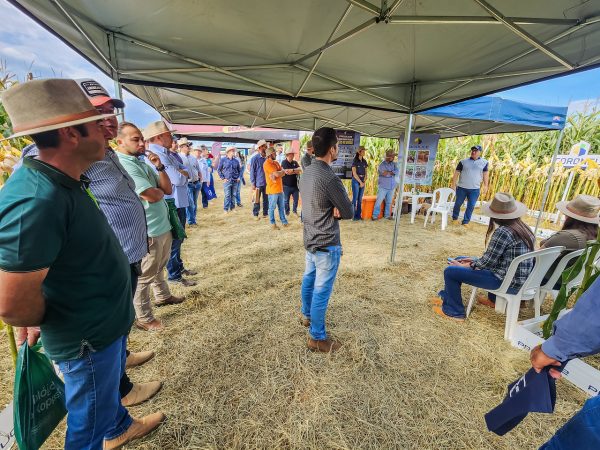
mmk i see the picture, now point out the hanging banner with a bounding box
[332,130,360,179]
[398,133,440,186]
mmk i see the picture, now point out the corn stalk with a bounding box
[542,228,600,339]
[0,320,17,367]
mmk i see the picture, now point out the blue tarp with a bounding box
[422,96,568,131]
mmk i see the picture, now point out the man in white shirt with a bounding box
[178,138,201,226]
[196,146,212,209]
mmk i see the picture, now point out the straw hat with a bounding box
[143,121,173,140]
[481,193,528,219]
[177,137,190,147]
[556,195,600,224]
[1,78,115,139]
[225,145,236,154]
[256,139,267,148]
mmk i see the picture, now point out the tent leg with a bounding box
[390,113,414,263]
[533,127,565,237]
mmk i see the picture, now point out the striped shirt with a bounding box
[16,145,148,264]
[299,159,354,252]
[84,149,148,264]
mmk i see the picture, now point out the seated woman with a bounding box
[539,195,599,286]
[432,193,535,321]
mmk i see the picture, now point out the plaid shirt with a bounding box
[473,226,533,291]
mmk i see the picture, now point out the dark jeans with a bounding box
[200,181,209,208]
[253,185,269,217]
[452,186,480,224]
[351,179,365,220]
[117,265,139,399]
[283,185,299,214]
[167,207,186,280]
[186,181,201,224]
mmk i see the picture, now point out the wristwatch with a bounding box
[157,164,166,172]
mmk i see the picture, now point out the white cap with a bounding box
[256,139,267,147]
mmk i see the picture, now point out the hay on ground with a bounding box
[0,180,587,449]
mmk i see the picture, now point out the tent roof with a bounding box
[10,0,600,136]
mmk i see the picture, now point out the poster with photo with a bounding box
[398,133,440,186]
[332,129,360,179]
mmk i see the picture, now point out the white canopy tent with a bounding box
[10,0,600,259]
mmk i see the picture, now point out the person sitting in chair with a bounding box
[432,193,535,321]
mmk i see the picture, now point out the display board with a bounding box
[332,130,360,179]
[398,133,440,186]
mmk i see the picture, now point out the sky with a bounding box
[1,0,600,129]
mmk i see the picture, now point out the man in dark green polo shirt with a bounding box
[0,79,164,449]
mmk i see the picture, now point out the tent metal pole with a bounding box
[390,112,414,263]
[108,32,124,122]
[556,171,575,223]
[533,127,566,238]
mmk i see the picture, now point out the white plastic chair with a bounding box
[424,188,455,231]
[465,246,564,340]
[533,248,585,318]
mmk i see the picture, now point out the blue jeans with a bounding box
[372,187,394,219]
[452,186,480,224]
[540,396,600,449]
[283,185,299,215]
[223,180,236,211]
[439,266,503,318]
[268,193,288,225]
[186,181,201,224]
[301,246,342,340]
[167,207,186,280]
[351,179,365,219]
[57,336,132,449]
[235,179,243,206]
[200,181,209,208]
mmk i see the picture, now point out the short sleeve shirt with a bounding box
[352,158,368,181]
[117,153,172,238]
[456,157,489,190]
[0,158,134,361]
[281,159,300,188]
[264,158,284,194]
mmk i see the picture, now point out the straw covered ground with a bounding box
[0,181,589,449]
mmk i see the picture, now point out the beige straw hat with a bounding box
[1,78,115,139]
[556,195,600,224]
[143,121,174,140]
[177,137,190,147]
[481,192,528,219]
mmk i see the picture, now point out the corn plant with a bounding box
[542,228,600,339]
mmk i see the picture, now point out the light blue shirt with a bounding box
[456,157,489,190]
[542,277,600,362]
[179,152,200,182]
[146,143,189,208]
[198,157,211,182]
[377,160,398,191]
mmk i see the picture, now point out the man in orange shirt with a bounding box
[263,146,289,230]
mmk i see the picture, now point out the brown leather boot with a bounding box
[122,381,163,407]
[307,337,342,353]
[135,319,165,332]
[299,316,310,327]
[103,412,166,449]
[154,295,185,307]
[125,350,155,369]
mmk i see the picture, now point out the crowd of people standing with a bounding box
[1,76,598,449]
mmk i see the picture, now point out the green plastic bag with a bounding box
[165,198,187,240]
[13,343,67,450]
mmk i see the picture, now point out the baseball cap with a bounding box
[75,78,125,108]
[256,139,267,147]
[471,145,482,152]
